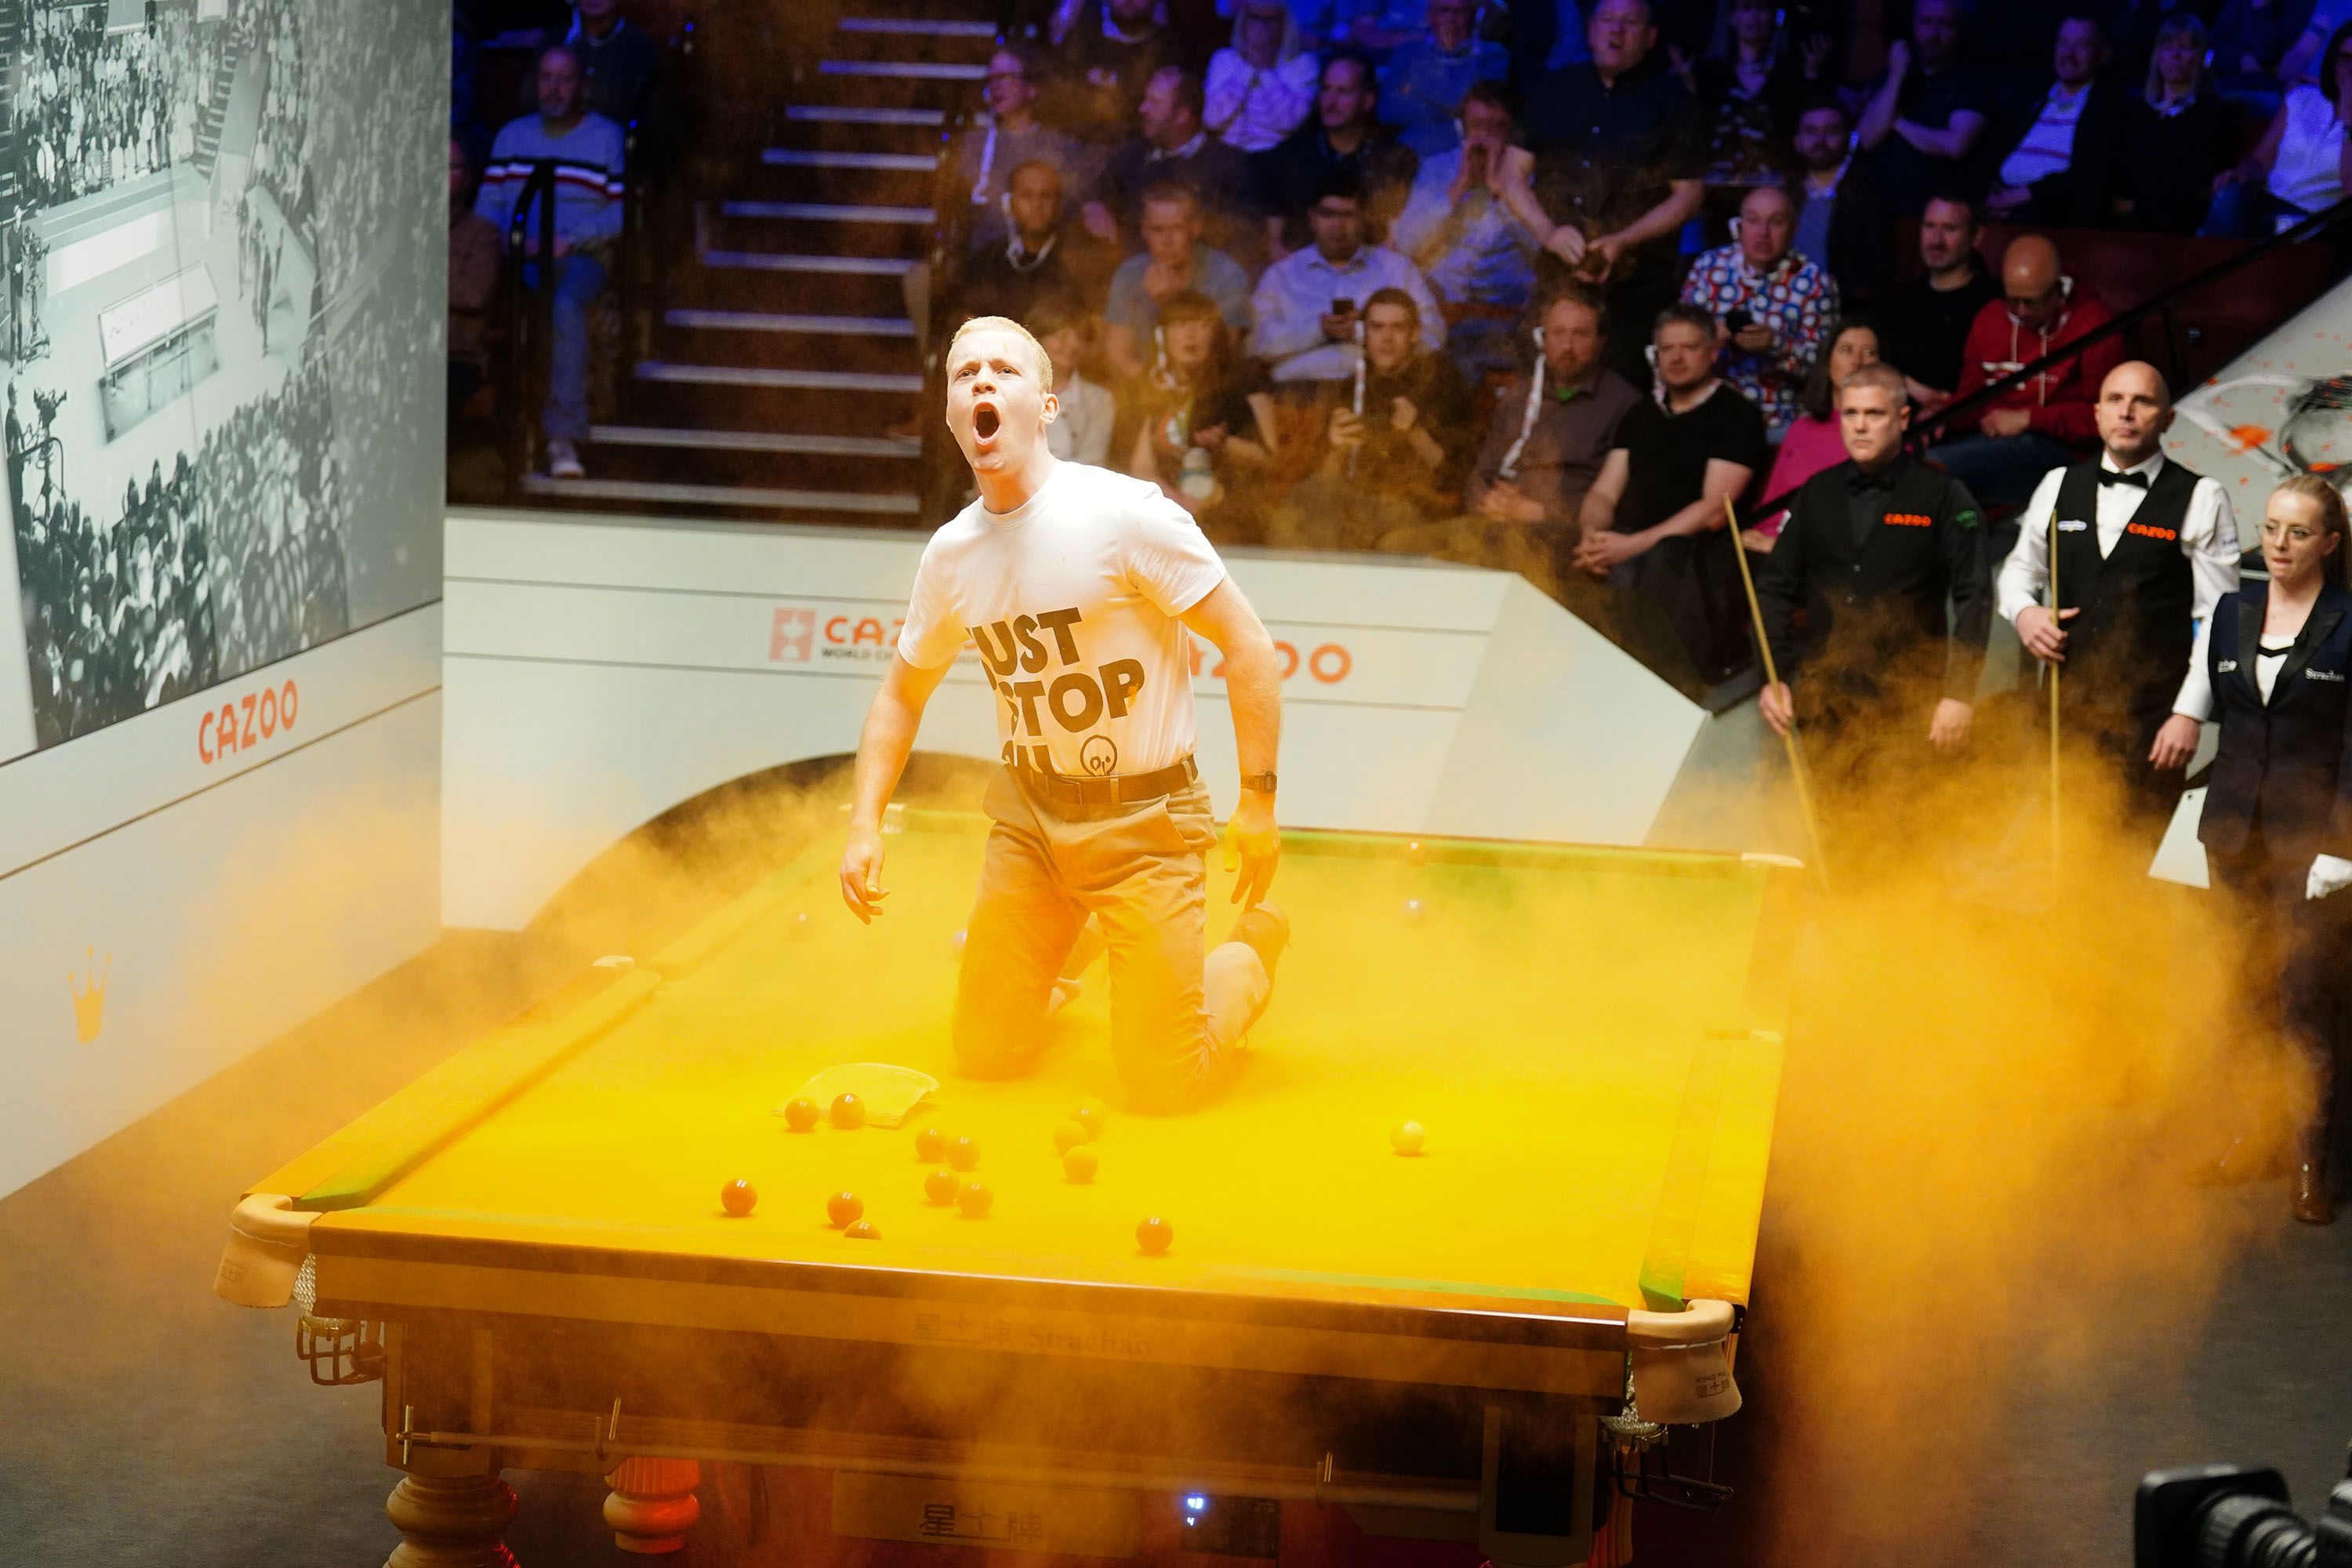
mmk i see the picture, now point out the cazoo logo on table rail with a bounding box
[198,680,299,764]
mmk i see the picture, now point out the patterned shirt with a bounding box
[1677,242,1839,438]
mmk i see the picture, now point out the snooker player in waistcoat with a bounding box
[1998,362,2241,841]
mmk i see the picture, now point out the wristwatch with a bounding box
[1241,771,1278,794]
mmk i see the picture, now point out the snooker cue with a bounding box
[2046,508,2062,877]
[1725,497,1830,884]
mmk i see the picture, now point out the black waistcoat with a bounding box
[2050,459,2198,728]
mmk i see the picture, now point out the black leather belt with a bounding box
[1014,755,1198,810]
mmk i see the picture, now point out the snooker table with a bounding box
[216,809,1801,1567]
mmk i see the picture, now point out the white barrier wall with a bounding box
[443,508,1719,931]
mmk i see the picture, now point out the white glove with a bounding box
[2307,854,2352,901]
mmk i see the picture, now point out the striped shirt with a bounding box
[474,111,627,252]
[1997,82,2089,191]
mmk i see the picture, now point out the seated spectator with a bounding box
[2211,0,2305,108]
[958,161,1101,324]
[1044,0,1185,143]
[1857,0,1992,220]
[2113,11,2238,235]
[1329,0,1442,55]
[1276,288,1475,545]
[1124,290,1279,524]
[953,45,1085,254]
[1251,50,1419,258]
[1751,316,1880,551]
[1104,185,1255,379]
[1573,303,1767,681]
[2206,20,2352,237]
[1982,12,2130,226]
[1789,95,1882,303]
[1677,184,1838,442]
[565,0,663,124]
[1381,285,1641,588]
[1876,191,1999,413]
[1031,296,1119,463]
[1928,232,2124,526]
[1083,67,1254,250]
[2279,0,2351,88]
[1498,0,1705,383]
[1390,81,1540,383]
[1690,0,1814,209]
[474,44,625,481]
[1206,0,1319,153]
[1249,174,1445,383]
[448,136,503,420]
[1377,0,1508,157]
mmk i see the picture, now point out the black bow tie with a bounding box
[1851,469,1896,493]
[2099,468,2151,489]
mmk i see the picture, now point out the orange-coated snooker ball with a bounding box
[956,1180,994,1218]
[1136,1217,1173,1255]
[826,1191,863,1228]
[720,1179,757,1217]
[783,1098,820,1133]
[913,1126,947,1161]
[1391,1120,1426,1156]
[1072,1103,1105,1138]
[924,1167,960,1205]
[1063,1146,1099,1183]
[844,1219,880,1240]
[1052,1120,1091,1154]
[831,1093,865,1130]
[947,1135,981,1171]
[1406,839,1428,865]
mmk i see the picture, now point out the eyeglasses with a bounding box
[2259,521,2325,543]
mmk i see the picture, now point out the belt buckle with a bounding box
[1076,774,1117,808]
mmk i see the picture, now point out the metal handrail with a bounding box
[500,159,561,488]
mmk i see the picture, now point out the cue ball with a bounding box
[831,1092,865,1130]
[1072,1103,1105,1138]
[956,1180,994,1218]
[1052,1120,1091,1154]
[826,1191,864,1228]
[844,1219,880,1240]
[1391,1120,1426,1156]
[947,1134,981,1171]
[913,1126,947,1161]
[924,1167,960,1205]
[720,1179,757,1217]
[783,1098,821,1134]
[1063,1146,1099,1183]
[1401,898,1425,924]
[1136,1216,1174,1255]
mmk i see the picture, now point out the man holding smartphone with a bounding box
[1677,184,1839,442]
[1248,172,1444,385]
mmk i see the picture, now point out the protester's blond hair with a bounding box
[946,315,1054,391]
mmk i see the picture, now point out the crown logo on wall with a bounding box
[70,946,110,1044]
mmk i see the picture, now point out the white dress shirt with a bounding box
[1997,449,2240,717]
[1248,244,1446,382]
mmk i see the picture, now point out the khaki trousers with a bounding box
[953,766,1270,1112]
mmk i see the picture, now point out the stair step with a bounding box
[637,361,925,393]
[786,103,947,126]
[592,423,922,458]
[672,256,911,315]
[819,59,988,80]
[665,308,915,337]
[762,147,939,172]
[722,199,938,225]
[695,245,914,277]
[837,16,1000,35]
[522,474,923,516]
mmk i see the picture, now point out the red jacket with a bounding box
[1951,285,2122,445]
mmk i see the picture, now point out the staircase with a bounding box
[518,1,1000,522]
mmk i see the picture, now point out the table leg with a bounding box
[604,1457,702,1554]
[383,1468,520,1567]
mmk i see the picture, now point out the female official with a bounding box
[2189,475,2352,1224]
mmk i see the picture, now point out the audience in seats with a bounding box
[1031,297,1120,464]
[1249,174,1443,385]
[1753,317,1881,551]
[1687,0,1820,220]
[959,161,1107,324]
[1677,184,1839,442]
[1104,184,1255,379]
[1875,191,1999,416]
[474,44,625,482]
[1250,49,1417,258]
[954,45,1085,254]
[448,137,503,422]
[1788,96,1880,303]
[1929,233,2125,532]
[1045,0,1186,143]
[1389,81,1539,383]
[1376,0,1508,157]
[1574,304,1766,683]
[2208,20,2352,236]
[1981,13,2130,227]
[1205,0,1319,152]
[1085,67,1254,250]
[2118,12,2240,235]
[1124,290,1279,525]
[1857,0,1991,219]
[561,0,664,125]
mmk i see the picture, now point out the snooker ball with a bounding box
[924,1167,960,1205]
[956,1180,994,1218]
[1052,1120,1092,1155]
[790,910,811,938]
[1406,839,1428,865]
[1136,1216,1174,1255]
[913,1126,948,1161]
[831,1092,865,1130]
[1063,1146,1099,1183]
[720,1178,757,1217]
[844,1219,880,1240]
[1391,1120,1427,1156]
[1072,1102,1106,1138]
[826,1191,864,1228]
[1401,898,1425,924]
[950,928,967,956]
[783,1098,821,1134]
[947,1134,981,1171]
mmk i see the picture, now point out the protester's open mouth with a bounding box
[974,405,1000,441]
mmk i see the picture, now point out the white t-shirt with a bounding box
[897,461,1227,777]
